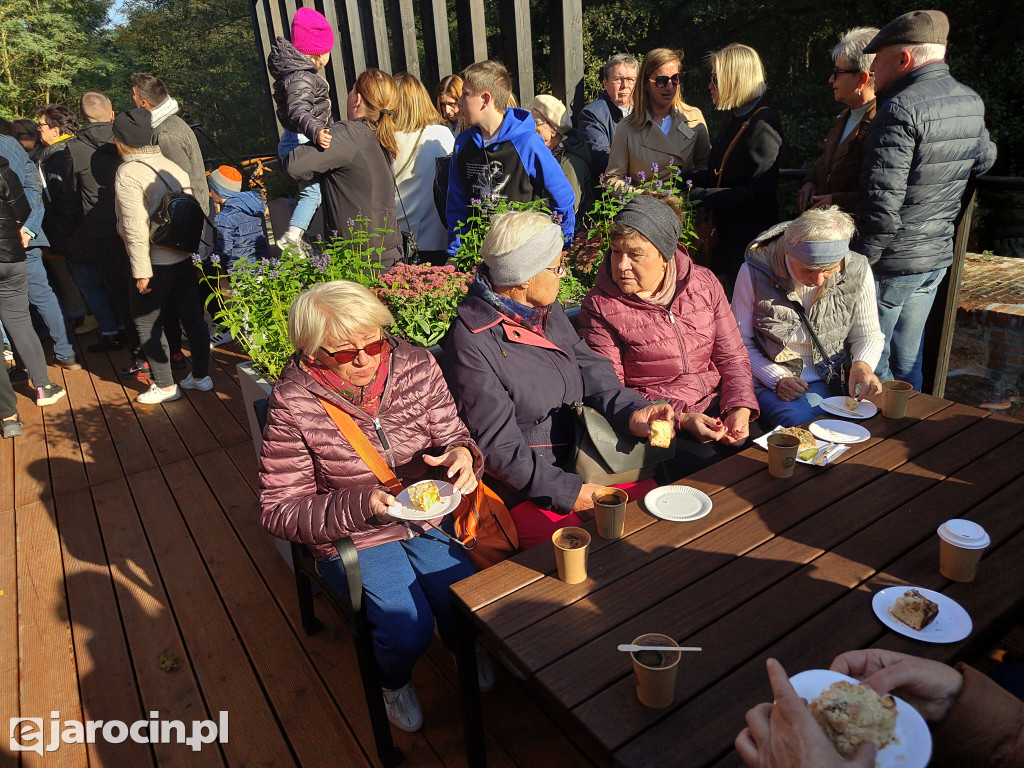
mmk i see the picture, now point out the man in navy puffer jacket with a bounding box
[851,10,995,391]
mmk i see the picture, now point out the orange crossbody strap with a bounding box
[319,398,404,495]
[714,106,769,187]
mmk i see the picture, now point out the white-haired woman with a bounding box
[689,43,784,289]
[797,27,879,215]
[259,280,492,734]
[605,47,710,192]
[443,211,674,548]
[731,207,884,427]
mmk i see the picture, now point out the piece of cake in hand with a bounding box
[649,420,672,449]
[810,680,898,758]
[407,480,441,513]
[845,396,860,411]
[889,588,939,630]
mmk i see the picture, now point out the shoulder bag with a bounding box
[788,300,851,397]
[695,106,770,265]
[319,397,518,570]
[572,402,675,485]
[138,162,213,254]
[388,131,424,265]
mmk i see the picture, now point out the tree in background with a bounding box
[114,0,277,160]
[0,0,116,116]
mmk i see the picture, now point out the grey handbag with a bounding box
[572,403,675,485]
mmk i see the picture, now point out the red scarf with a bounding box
[301,342,391,417]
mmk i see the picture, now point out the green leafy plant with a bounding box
[197,213,392,378]
[450,198,554,273]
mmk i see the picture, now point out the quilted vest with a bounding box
[745,221,868,379]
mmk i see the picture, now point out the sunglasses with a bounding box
[831,68,860,77]
[649,74,681,88]
[320,338,388,364]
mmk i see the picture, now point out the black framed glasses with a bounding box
[546,264,568,277]
[831,68,860,77]
[320,338,388,364]
[649,74,681,89]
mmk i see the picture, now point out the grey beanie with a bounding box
[613,195,681,260]
[482,224,563,286]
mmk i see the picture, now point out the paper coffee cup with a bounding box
[593,487,627,539]
[882,380,913,419]
[552,527,590,584]
[937,519,990,582]
[767,433,801,478]
[631,633,681,708]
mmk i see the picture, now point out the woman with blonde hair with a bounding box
[435,74,463,136]
[260,279,493,734]
[393,73,455,264]
[687,43,784,289]
[282,68,403,268]
[605,47,710,192]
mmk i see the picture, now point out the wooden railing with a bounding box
[248,0,584,139]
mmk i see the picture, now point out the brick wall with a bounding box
[956,253,1024,388]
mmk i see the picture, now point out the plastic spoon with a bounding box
[805,391,823,408]
[617,644,702,653]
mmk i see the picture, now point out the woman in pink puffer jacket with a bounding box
[259,280,491,734]
[579,193,759,477]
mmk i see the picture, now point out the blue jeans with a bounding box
[316,524,475,689]
[874,268,946,392]
[68,261,118,335]
[24,248,74,358]
[756,379,831,428]
[279,131,321,231]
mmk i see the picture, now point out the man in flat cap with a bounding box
[851,10,996,392]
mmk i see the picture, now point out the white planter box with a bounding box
[237,361,297,573]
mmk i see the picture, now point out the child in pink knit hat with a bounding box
[267,7,336,250]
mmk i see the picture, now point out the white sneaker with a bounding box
[209,327,233,347]
[180,373,214,391]
[382,682,423,733]
[136,383,181,404]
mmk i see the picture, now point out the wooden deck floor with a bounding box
[0,341,596,768]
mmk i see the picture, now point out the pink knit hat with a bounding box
[291,7,334,56]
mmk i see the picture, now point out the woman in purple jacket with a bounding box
[579,194,759,477]
[258,280,492,734]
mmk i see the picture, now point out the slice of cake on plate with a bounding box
[889,588,939,630]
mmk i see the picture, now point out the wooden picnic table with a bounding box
[450,392,1024,768]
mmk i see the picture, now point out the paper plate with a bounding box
[821,396,877,419]
[872,586,972,643]
[754,427,849,466]
[643,486,713,522]
[809,419,870,444]
[391,480,462,521]
[789,669,931,768]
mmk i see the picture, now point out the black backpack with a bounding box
[141,163,209,253]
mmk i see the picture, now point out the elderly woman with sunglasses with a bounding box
[444,211,673,549]
[797,27,879,215]
[259,280,493,735]
[605,47,710,193]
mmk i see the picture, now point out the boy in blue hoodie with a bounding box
[208,165,269,346]
[446,61,575,257]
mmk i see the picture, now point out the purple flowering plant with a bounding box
[566,158,699,290]
[196,213,391,378]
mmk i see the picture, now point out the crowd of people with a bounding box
[1,7,1012,756]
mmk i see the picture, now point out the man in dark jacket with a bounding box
[851,10,996,391]
[578,53,639,178]
[65,91,135,353]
